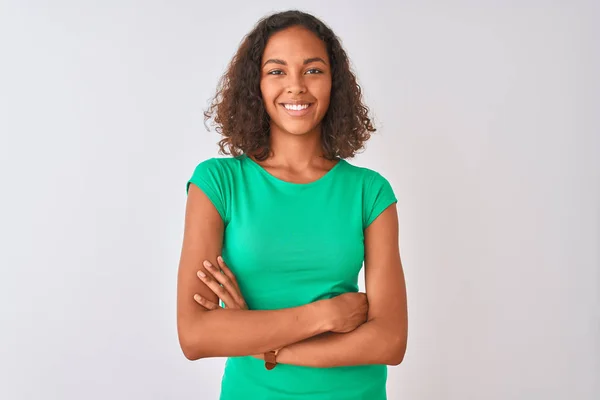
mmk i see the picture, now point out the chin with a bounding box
[287,129,313,136]
[278,122,321,136]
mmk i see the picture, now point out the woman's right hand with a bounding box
[325,292,369,333]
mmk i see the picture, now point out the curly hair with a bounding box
[204,10,376,161]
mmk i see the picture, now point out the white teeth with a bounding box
[284,103,310,111]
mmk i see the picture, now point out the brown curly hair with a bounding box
[203,10,376,161]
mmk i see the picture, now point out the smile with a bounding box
[279,103,313,117]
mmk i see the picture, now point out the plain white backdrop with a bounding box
[1,1,598,399]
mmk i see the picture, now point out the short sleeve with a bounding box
[186,158,229,224]
[363,171,397,229]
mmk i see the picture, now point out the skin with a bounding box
[190,25,408,367]
[253,25,338,182]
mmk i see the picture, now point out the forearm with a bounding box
[181,301,331,360]
[272,319,406,368]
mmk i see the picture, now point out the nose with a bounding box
[286,73,307,95]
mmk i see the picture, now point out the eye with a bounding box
[306,68,323,74]
[267,69,284,75]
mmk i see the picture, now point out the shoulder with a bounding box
[189,156,243,182]
[340,159,393,188]
[187,156,242,224]
[187,156,242,194]
[341,159,397,229]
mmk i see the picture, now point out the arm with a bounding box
[177,184,332,360]
[263,204,408,367]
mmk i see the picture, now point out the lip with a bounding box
[279,103,314,117]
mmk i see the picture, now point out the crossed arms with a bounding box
[176,184,408,367]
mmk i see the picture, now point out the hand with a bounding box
[326,292,369,333]
[194,256,249,310]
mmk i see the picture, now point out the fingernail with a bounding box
[194,294,201,301]
[203,260,212,268]
[217,256,223,262]
[197,270,206,278]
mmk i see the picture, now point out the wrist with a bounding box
[311,299,334,333]
[276,345,290,364]
[264,347,282,370]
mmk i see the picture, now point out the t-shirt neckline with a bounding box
[243,154,345,187]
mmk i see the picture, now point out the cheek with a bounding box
[260,80,276,100]
[314,81,332,109]
[309,77,331,96]
[260,81,279,113]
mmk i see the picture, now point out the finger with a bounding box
[193,294,220,310]
[209,258,248,309]
[202,260,247,308]
[216,256,242,293]
[197,266,238,307]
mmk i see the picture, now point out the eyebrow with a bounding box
[262,57,328,67]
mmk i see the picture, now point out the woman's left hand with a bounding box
[194,256,281,360]
[194,255,249,310]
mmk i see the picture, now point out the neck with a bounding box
[262,124,330,168]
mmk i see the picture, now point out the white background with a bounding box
[1,1,598,399]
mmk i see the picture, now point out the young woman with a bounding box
[177,10,408,400]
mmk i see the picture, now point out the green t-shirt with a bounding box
[186,154,397,400]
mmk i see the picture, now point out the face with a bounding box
[260,25,332,137]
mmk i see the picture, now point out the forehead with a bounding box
[262,26,329,62]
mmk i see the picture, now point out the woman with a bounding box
[177,10,408,400]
